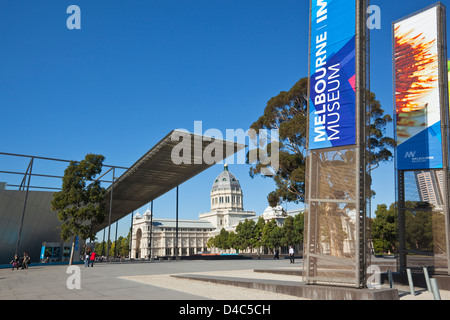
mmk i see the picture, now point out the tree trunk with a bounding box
[69,239,75,265]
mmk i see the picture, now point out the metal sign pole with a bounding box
[176,185,179,258]
[437,4,450,275]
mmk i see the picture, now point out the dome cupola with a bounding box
[210,164,243,211]
[211,164,241,192]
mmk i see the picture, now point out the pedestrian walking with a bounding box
[84,251,91,267]
[274,249,279,259]
[21,252,30,269]
[10,254,20,270]
[89,251,96,267]
[289,246,294,264]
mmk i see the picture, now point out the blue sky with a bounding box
[0,0,448,239]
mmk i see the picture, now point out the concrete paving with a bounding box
[1,258,449,301]
[0,259,305,300]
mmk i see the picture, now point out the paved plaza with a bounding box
[0,258,449,301]
[0,259,305,300]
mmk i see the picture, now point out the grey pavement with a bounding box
[1,258,449,301]
[0,258,304,300]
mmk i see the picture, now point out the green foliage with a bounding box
[217,228,231,250]
[279,212,304,248]
[403,202,445,254]
[227,231,237,251]
[262,219,282,249]
[94,228,131,257]
[235,219,256,251]
[51,154,106,242]
[253,216,266,251]
[249,77,395,207]
[292,213,304,244]
[207,212,305,253]
[373,239,391,254]
[372,201,447,255]
[371,203,398,252]
[95,236,130,258]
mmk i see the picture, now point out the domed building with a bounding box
[131,207,214,259]
[261,205,287,226]
[130,164,300,259]
[199,164,256,233]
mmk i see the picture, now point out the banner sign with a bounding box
[308,0,356,150]
[394,5,443,170]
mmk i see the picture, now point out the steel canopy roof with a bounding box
[93,130,245,232]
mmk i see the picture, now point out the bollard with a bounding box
[387,270,394,289]
[430,278,441,300]
[406,268,415,296]
[423,267,432,293]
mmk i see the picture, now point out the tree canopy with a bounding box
[51,154,106,263]
[249,77,395,207]
[207,212,304,254]
[371,201,446,255]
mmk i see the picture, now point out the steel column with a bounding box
[437,4,450,276]
[129,211,134,259]
[15,157,34,256]
[114,221,118,257]
[106,167,115,261]
[149,201,153,260]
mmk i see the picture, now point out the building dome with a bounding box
[262,205,286,220]
[211,164,241,192]
[210,164,243,211]
[143,208,152,220]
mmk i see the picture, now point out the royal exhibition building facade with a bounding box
[131,164,302,259]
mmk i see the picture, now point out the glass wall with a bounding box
[401,169,448,274]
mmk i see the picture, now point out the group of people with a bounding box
[84,250,96,267]
[272,246,295,263]
[10,252,30,270]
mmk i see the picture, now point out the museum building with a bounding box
[130,164,297,258]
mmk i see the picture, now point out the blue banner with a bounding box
[394,6,442,170]
[308,0,356,150]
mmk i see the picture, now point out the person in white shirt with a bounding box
[289,246,294,264]
[85,252,90,267]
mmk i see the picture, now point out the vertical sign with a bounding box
[306,0,368,288]
[394,5,443,170]
[309,0,357,150]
